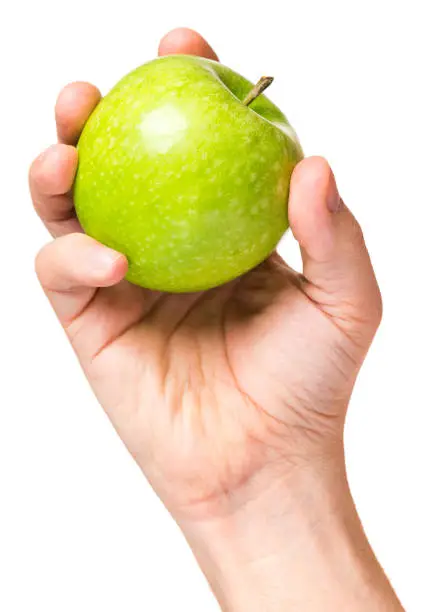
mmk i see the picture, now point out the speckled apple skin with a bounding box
[74,55,303,292]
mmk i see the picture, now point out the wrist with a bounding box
[178,456,402,611]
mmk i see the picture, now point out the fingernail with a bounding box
[92,245,123,273]
[326,172,342,213]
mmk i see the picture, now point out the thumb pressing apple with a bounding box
[74,55,304,292]
[288,157,382,335]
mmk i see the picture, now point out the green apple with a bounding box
[74,55,303,292]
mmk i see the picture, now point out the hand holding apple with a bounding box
[30,28,397,611]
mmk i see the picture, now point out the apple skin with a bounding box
[74,55,303,292]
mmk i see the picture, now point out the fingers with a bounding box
[35,233,128,325]
[55,81,101,145]
[29,144,80,237]
[158,27,219,61]
[33,30,217,239]
[30,82,100,236]
[289,157,382,338]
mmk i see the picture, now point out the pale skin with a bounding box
[30,28,404,611]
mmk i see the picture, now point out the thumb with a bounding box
[289,157,382,340]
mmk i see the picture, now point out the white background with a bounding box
[1,1,434,610]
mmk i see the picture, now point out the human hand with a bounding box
[31,29,400,611]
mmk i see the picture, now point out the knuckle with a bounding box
[371,285,383,328]
[29,146,58,192]
[349,215,365,246]
[29,145,77,203]
[29,154,45,189]
[34,242,52,285]
[354,284,383,335]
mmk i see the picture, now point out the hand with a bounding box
[30,29,400,611]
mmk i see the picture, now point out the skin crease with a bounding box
[30,28,403,611]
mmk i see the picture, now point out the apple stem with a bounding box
[242,76,274,107]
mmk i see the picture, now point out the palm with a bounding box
[66,252,358,514]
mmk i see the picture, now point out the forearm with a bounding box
[180,461,403,611]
